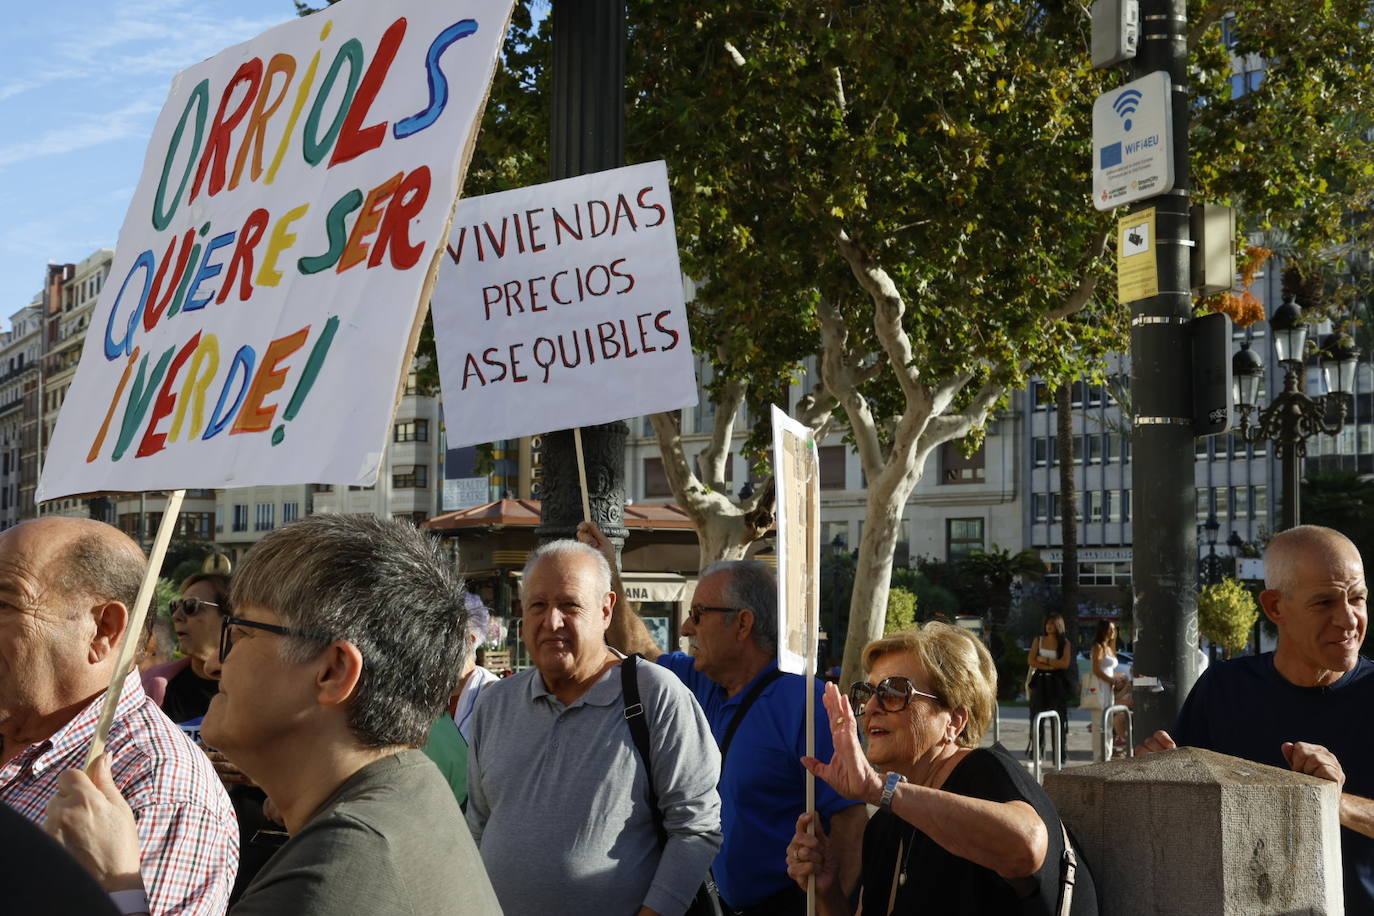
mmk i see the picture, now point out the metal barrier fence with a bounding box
[1101,704,1134,762]
[1031,710,1063,783]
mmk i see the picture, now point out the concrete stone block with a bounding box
[1044,747,1342,915]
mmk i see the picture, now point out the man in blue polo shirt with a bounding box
[585,524,865,915]
[1138,525,1374,914]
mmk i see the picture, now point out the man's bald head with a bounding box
[0,518,147,743]
[1264,526,1362,595]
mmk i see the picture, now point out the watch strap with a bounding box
[879,770,906,810]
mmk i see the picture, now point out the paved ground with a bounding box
[980,705,1133,775]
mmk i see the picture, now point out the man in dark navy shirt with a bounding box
[1139,525,1374,914]
[583,523,866,916]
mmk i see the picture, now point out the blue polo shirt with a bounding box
[1174,653,1374,915]
[660,652,860,907]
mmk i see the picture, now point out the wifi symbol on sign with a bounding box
[1113,90,1143,132]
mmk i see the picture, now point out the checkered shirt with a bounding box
[0,670,238,916]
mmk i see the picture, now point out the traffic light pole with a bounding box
[1128,0,1201,737]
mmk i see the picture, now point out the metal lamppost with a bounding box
[1231,294,1360,531]
[537,1,631,546]
[1198,515,1225,586]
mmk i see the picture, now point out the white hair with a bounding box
[521,540,613,599]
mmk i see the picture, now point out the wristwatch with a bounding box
[878,771,906,811]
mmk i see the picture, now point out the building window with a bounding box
[177,512,213,539]
[1032,493,1050,523]
[392,466,429,489]
[1080,561,1132,586]
[232,504,248,532]
[818,446,847,490]
[1086,490,1105,523]
[405,372,419,396]
[946,518,985,561]
[1214,486,1230,520]
[940,441,985,484]
[643,457,672,498]
[311,484,333,493]
[394,419,429,442]
[1252,485,1268,518]
[1086,435,1106,465]
[1107,490,1123,523]
[1195,488,1208,522]
[1032,437,1055,468]
[254,503,275,531]
[283,502,300,524]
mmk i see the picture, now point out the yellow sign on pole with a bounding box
[1117,208,1159,303]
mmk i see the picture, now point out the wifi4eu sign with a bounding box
[1092,71,1175,211]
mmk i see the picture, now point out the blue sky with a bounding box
[0,0,296,324]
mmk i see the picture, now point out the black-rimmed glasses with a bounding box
[848,676,942,714]
[687,604,741,625]
[169,597,220,618]
[219,616,338,661]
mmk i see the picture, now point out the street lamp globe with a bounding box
[1226,530,1245,556]
[1318,333,1360,396]
[1203,514,1220,549]
[1269,294,1308,365]
[1231,342,1264,410]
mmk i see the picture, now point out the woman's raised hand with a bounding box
[801,681,882,804]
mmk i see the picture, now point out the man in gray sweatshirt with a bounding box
[467,539,722,916]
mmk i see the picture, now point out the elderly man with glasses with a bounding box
[46,514,502,916]
[585,524,866,916]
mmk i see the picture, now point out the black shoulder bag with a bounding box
[622,655,725,916]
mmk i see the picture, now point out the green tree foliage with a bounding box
[1197,577,1259,658]
[622,0,1374,682]
[893,566,961,622]
[884,587,918,635]
[958,546,1047,628]
[1302,470,1374,564]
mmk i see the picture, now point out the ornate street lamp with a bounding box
[1198,515,1225,586]
[1232,294,1360,531]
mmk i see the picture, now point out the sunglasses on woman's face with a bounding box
[168,597,220,618]
[848,676,942,715]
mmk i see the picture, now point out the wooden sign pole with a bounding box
[85,488,187,769]
[804,442,819,916]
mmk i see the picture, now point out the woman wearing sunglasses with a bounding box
[785,623,1097,915]
[142,573,231,720]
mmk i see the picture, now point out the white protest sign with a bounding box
[38,0,514,502]
[431,160,698,448]
[772,406,820,677]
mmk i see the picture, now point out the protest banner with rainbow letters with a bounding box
[38,0,514,502]
[431,161,698,450]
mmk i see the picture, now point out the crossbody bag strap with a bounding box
[718,668,784,765]
[1057,821,1077,916]
[621,654,669,847]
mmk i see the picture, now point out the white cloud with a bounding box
[0,0,286,102]
[0,99,161,170]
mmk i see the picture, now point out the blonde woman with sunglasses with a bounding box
[784,623,1098,916]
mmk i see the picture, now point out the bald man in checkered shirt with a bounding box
[0,518,237,915]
